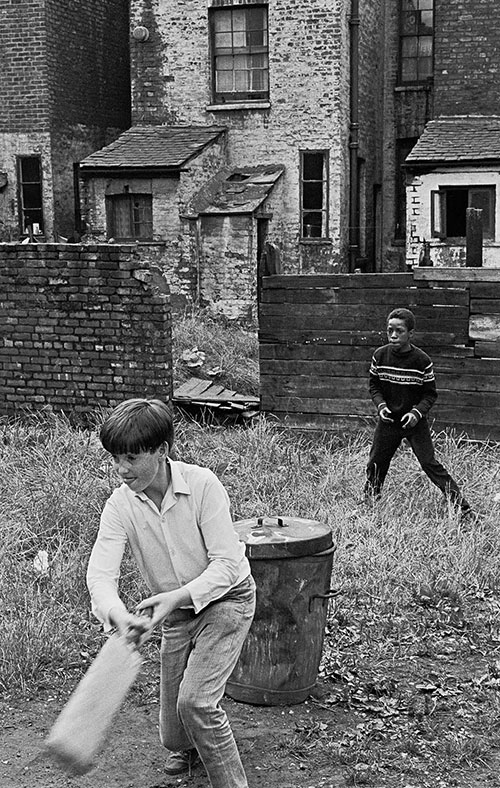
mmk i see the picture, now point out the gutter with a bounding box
[348,0,360,272]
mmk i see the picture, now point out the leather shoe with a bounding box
[164,748,199,775]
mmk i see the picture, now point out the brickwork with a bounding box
[129,0,385,274]
[0,0,130,241]
[0,0,49,134]
[434,0,500,116]
[0,244,172,417]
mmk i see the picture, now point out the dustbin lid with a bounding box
[233,516,332,559]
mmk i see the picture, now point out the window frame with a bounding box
[106,192,153,241]
[399,0,434,86]
[430,186,496,241]
[17,155,44,236]
[299,150,330,241]
[209,4,269,104]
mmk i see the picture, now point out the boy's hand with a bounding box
[401,411,418,429]
[108,607,152,647]
[136,587,192,629]
[379,406,394,423]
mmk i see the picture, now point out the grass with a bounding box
[172,307,259,395]
[3,312,500,784]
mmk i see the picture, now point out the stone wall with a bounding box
[0,244,172,418]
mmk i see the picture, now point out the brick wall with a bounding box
[434,0,500,115]
[0,244,172,417]
[129,0,386,273]
[0,0,49,133]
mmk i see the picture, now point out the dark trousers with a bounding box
[365,418,468,508]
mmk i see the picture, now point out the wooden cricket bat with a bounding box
[45,633,142,775]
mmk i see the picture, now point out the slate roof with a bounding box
[79,125,227,172]
[406,116,500,167]
[188,165,284,215]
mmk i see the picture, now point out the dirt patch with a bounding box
[2,653,500,788]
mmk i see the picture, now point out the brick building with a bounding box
[0,0,130,243]
[382,0,500,269]
[80,0,385,318]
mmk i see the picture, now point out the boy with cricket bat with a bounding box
[86,398,256,787]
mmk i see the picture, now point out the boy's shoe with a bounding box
[164,748,200,775]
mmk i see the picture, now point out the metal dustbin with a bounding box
[226,516,337,706]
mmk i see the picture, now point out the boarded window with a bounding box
[399,0,433,84]
[300,151,329,239]
[106,194,153,240]
[431,186,495,240]
[18,156,44,235]
[210,5,269,102]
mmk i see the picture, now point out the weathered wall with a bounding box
[129,0,384,273]
[0,0,130,241]
[0,243,171,417]
[259,270,500,441]
[406,167,500,268]
[434,0,500,116]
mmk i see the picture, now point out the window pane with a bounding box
[215,32,233,49]
[303,182,323,210]
[302,212,324,238]
[216,71,234,91]
[418,36,433,56]
[214,11,231,32]
[418,56,433,79]
[22,184,42,209]
[20,157,41,182]
[247,7,266,30]
[402,36,418,57]
[401,59,417,82]
[303,152,324,181]
[470,188,494,237]
[402,12,418,35]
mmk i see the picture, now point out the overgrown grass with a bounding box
[2,406,500,699]
[172,308,259,395]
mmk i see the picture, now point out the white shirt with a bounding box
[86,459,250,627]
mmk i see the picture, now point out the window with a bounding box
[395,137,418,239]
[300,151,329,239]
[399,0,433,84]
[210,5,269,103]
[18,156,44,235]
[431,187,495,240]
[106,194,153,240]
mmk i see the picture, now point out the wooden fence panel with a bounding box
[259,269,500,440]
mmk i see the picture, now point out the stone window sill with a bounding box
[207,102,271,111]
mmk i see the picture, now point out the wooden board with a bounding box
[414,267,500,282]
[259,328,468,346]
[260,395,373,415]
[259,343,376,362]
[45,635,141,775]
[262,273,414,289]
[474,342,500,359]
[260,359,370,377]
[469,315,500,341]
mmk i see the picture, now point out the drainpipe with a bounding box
[348,0,360,272]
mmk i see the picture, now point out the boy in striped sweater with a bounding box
[364,308,471,514]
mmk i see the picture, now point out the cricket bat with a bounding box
[45,633,142,775]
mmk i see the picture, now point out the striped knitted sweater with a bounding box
[369,343,437,422]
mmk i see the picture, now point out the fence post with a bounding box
[466,207,483,267]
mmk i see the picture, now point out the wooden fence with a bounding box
[259,269,500,441]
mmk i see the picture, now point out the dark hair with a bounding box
[387,308,416,331]
[100,398,174,454]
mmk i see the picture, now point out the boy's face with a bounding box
[387,318,413,351]
[111,447,166,494]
